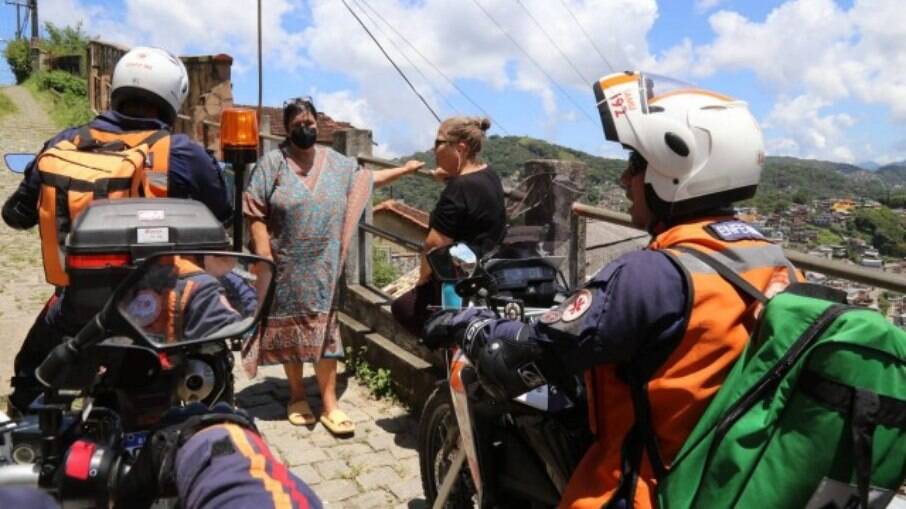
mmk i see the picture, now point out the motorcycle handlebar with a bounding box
[0,463,40,487]
[35,313,107,388]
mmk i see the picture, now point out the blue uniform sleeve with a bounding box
[0,487,59,508]
[175,424,322,509]
[2,127,79,230]
[167,136,232,222]
[183,275,243,340]
[535,250,689,372]
[220,272,258,316]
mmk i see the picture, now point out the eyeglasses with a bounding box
[433,138,449,151]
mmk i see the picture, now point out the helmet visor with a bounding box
[593,72,725,146]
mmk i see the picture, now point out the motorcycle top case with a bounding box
[64,198,229,317]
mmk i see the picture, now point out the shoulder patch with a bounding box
[561,289,593,322]
[126,289,162,327]
[707,221,766,242]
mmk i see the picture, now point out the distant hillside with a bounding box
[377,136,904,213]
[877,162,906,186]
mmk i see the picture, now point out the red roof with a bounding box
[235,105,355,144]
[374,199,430,230]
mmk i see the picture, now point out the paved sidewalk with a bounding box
[234,358,427,508]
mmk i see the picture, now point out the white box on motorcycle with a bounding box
[64,198,230,319]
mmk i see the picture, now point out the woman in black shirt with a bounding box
[392,116,506,336]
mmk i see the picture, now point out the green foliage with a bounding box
[25,70,93,127]
[31,69,86,95]
[345,346,396,400]
[852,206,906,256]
[4,38,31,84]
[373,247,400,287]
[0,90,17,117]
[40,22,90,59]
[881,193,906,209]
[815,228,843,246]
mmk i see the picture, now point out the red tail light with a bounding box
[67,253,131,269]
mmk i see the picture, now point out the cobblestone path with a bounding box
[0,86,427,507]
[235,361,427,508]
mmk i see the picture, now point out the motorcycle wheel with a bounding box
[418,384,477,508]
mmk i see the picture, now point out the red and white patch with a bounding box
[126,289,162,327]
[561,290,593,322]
[539,308,562,324]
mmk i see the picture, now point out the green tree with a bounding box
[853,207,906,256]
[4,38,31,84]
[40,22,90,57]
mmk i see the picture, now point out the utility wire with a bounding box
[342,0,442,123]
[470,0,597,124]
[557,0,615,73]
[514,0,592,86]
[356,0,511,135]
[352,0,461,117]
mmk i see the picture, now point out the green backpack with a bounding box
[659,248,906,509]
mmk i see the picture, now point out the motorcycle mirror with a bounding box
[116,251,275,349]
[427,242,477,281]
[3,153,35,173]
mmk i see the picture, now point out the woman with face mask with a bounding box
[391,116,506,337]
[242,97,423,435]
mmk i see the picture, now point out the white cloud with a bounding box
[662,0,906,162]
[299,0,665,154]
[763,94,857,161]
[695,0,730,13]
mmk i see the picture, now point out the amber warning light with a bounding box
[220,108,259,150]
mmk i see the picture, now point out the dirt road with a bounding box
[0,86,60,395]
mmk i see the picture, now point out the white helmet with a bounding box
[111,46,189,125]
[593,71,765,219]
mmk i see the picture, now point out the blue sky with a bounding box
[2,0,904,164]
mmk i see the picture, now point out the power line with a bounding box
[514,0,592,86]
[470,0,597,125]
[557,0,615,74]
[341,0,442,123]
[351,0,461,117]
[356,0,511,135]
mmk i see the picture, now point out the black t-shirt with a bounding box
[429,167,506,257]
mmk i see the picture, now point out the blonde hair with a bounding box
[439,116,491,158]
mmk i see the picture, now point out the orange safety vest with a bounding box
[130,257,204,344]
[37,127,171,286]
[561,218,798,509]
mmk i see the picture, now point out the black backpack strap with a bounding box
[75,126,98,150]
[800,370,906,509]
[136,129,169,148]
[674,246,768,303]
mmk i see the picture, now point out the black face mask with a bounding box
[289,125,317,150]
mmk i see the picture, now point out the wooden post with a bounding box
[522,159,587,287]
[333,129,375,288]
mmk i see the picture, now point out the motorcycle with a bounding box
[417,236,592,508]
[0,249,274,507]
[2,152,275,507]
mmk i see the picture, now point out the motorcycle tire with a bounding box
[417,384,477,508]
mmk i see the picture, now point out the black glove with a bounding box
[421,308,495,349]
[113,402,257,509]
[460,317,556,401]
